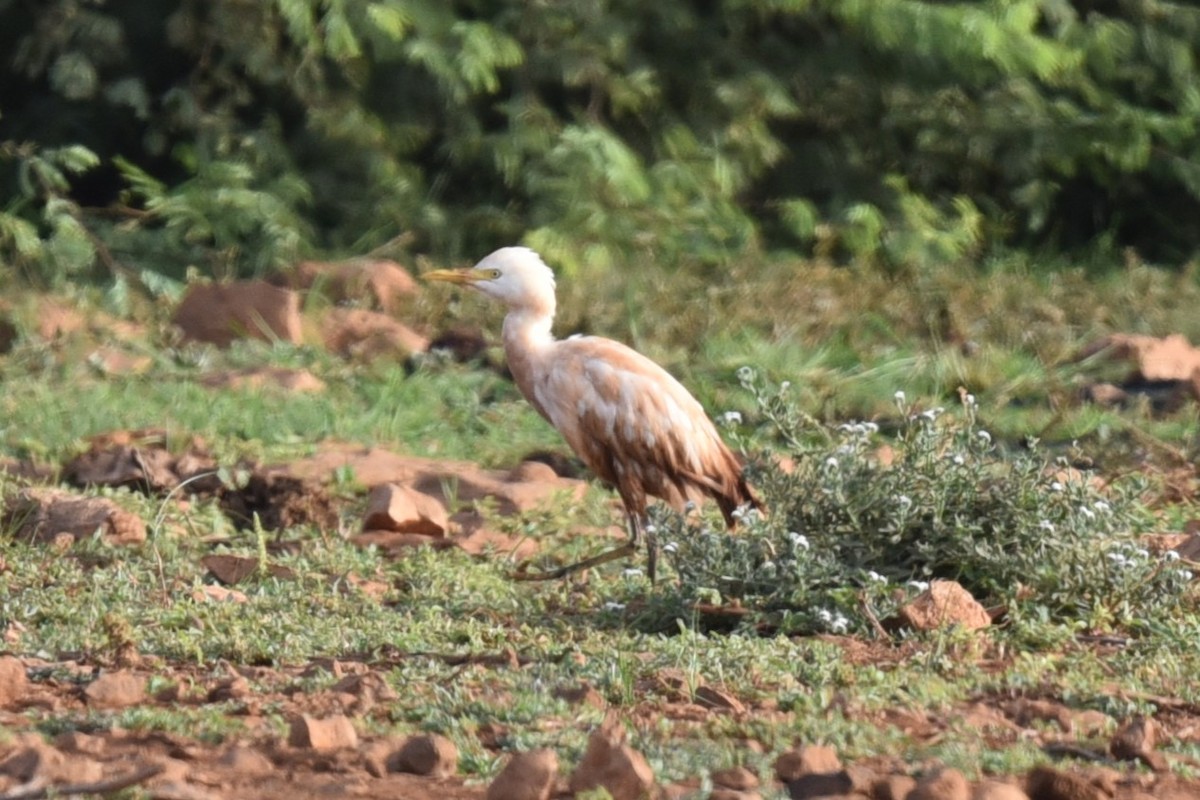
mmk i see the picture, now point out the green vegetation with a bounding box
[5,0,1200,284]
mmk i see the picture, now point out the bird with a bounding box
[423,247,762,581]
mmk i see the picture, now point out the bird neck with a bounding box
[502,306,555,353]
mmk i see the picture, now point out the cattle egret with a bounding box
[424,247,762,580]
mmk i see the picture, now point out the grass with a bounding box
[2,252,1200,794]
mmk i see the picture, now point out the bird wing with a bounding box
[530,336,741,512]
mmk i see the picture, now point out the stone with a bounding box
[569,715,655,800]
[486,749,559,800]
[712,765,759,791]
[785,771,852,799]
[1110,715,1167,771]
[282,259,418,313]
[897,580,991,631]
[362,484,449,536]
[974,780,1031,800]
[875,774,919,800]
[173,280,302,347]
[322,308,429,360]
[83,671,146,709]
[910,767,970,800]
[695,685,747,715]
[218,745,274,774]
[0,656,29,709]
[1025,766,1106,800]
[287,714,359,752]
[5,488,146,545]
[553,681,606,709]
[391,733,458,778]
[774,744,842,782]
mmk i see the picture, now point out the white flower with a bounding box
[867,570,888,584]
[780,380,792,390]
[1181,570,1194,581]
[760,560,777,573]
[1163,550,1181,562]
[662,541,679,554]
[894,390,906,403]
[721,411,743,425]
[863,421,879,434]
[1038,520,1055,532]
[977,430,992,443]
[952,454,965,466]
[1050,482,1064,492]
[1107,552,1130,568]
[623,568,643,578]
[603,602,627,611]
[1093,501,1111,514]
[907,580,929,592]
[788,532,810,550]
[964,393,976,406]
[829,613,849,634]
[1079,506,1096,520]
[817,608,833,622]
[895,495,913,509]
[645,523,657,534]
[824,456,839,469]
[1133,548,1149,559]
[736,366,754,382]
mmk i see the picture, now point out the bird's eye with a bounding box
[486,269,502,279]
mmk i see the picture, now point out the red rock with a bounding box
[774,744,841,782]
[1025,766,1106,800]
[83,671,146,709]
[486,749,559,800]
[0,656,29,709]
[875,774,919,800]
[200,367,325,393]
[173,281,302,347]
[391,733,457,778]
[284,259,418,313]
[0,735,103,784]
[322,307,429,360]
[569,716,655,800]
[553,681,606,709]
[5,488,146,545]
[287,714,359,751]
[695,685,747,715]
[362,484,449,536]
[974,780,1030,800]
[897,580,991,631]
[1077,333,1200,382]
[218,745,274,774]
[910,767,969,800]
[192,585,249,604]
[1110,715,1167,772]
[712,766,759,791]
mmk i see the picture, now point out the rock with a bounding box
[875,774,919,800]
[83,670,146,709]
[569,715,656,800]
[1110,715,1167,772]
[4,488,146,545]
[322,307,429,360]
[695,685,747,715]
[1077,333,1200,383]
[391,733,458,778]
[192,585,249,604]
[362,484,449,536]
[910,767,970,800]
[173,280,302,347]
[0,735,104,784]
[282,259,418,313]
[553,681,606,709]
[974,780,1031,800]
[63,439,178,492]
[712,765,759,791]
[287,714,359,752]
[1025,766,1106,800]
[0,656,29,709]
[785,771,852,799]
[217,745,274,774]
[202,554,296,585]
[200,367,325,393]
[896,580,991,631]
[774,744,841,782]
[486,749,559,800]
[709,791,759,800]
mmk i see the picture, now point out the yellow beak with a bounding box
[423,268,483,286]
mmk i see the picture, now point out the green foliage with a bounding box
[5,0,1200,282]
[662,372,1195,634]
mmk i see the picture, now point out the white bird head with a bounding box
[423,247,557,314]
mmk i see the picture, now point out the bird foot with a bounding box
[510,541,638,582]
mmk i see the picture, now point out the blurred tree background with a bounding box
[3,0,1200,287]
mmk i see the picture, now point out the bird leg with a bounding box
[510,514,648,582]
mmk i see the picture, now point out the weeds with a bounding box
[661,372,1195,634]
